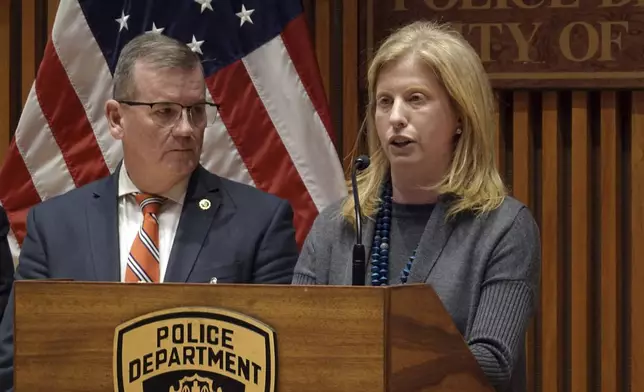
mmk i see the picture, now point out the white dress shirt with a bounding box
[117,164,188,282]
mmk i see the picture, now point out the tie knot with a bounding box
[134,193,165,215]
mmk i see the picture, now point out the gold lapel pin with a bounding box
[199,199,211,210]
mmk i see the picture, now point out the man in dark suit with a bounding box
[0,207,13,320]
[0,33,299,390]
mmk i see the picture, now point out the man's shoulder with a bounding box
[213,173,287,211]
[31,175,112,215]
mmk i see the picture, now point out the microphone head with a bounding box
[354,155,371,171]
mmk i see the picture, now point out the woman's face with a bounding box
[374,55,459,183]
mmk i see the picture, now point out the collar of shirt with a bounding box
[117,163,188,206]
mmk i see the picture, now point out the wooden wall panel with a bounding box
[600,92,621,392]
[631,91,644,392]
[491,90,639,391]
[541,92,564,392]
[47,0,58,36]
[494,99,505,176]
[510,92,537,392]
[22,0,36,106]
[313,0,330,102]
[570,92,590,392]
[512,92,532,207]
[342,0,359,168]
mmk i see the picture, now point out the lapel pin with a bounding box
[199,199,211,210]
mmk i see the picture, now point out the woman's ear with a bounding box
[455,118,463,135]
[105,99,125,140]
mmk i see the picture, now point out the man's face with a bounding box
[107,61,207,189]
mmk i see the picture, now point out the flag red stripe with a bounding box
[0,141,43,243]
[35,41,110,187]
[281,15,335,143]
[206,61,317,246]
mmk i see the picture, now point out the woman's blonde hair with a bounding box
[341,20,506,227]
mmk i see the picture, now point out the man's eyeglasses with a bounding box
[117,100,220,128]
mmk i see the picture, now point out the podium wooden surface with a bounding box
[13,281,493,391]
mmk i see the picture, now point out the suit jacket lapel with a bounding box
[406,198,456,284]
[87,172,120,281]
[165,167,222,283]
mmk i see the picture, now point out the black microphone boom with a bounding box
[351,155,370,286]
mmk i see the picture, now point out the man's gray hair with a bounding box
[112,33,203,99]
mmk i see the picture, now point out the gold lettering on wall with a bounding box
[506,23,542,62]
[469,23,503,62]
[493,0,512,8]
[393,0,408,11]
[423,0,458,11]
[598,21,629,61]
[599,0,630,6]
[560,22,600,61]
[492,0,547,9]
[510,0,545,9]
[375,0,644,88]
[550,0,580,7]
[462,0,492,10]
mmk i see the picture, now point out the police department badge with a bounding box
[113,307,277,392]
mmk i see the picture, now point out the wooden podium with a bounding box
[13,280,493,391]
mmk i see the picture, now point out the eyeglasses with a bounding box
[117,100,220,128]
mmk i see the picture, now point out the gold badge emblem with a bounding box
[113,307,277,392]
[169,373,221,392]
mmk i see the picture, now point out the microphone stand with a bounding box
[351,156,370,286]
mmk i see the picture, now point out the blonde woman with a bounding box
[292,21,541,392]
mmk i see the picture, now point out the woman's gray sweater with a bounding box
[292,195,541,392]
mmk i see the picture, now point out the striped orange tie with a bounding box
[125,193,165,283]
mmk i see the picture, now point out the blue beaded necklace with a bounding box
[370,180,418,286]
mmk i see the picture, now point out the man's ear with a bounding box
[105,99,125,140]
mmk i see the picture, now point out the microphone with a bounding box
[351,155,370,286]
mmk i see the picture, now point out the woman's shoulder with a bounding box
[317,197,346,219]
[451,195,539,241]
[493,195,533,219]
[308,197,353,237]
[477,195,540,243]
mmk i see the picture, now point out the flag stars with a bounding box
[187,35,205,55]
[195,0,214,13]
[148,23,164,34]
[115,10,130,32]
[236,4,255,27]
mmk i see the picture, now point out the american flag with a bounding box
[0,0,346,258]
